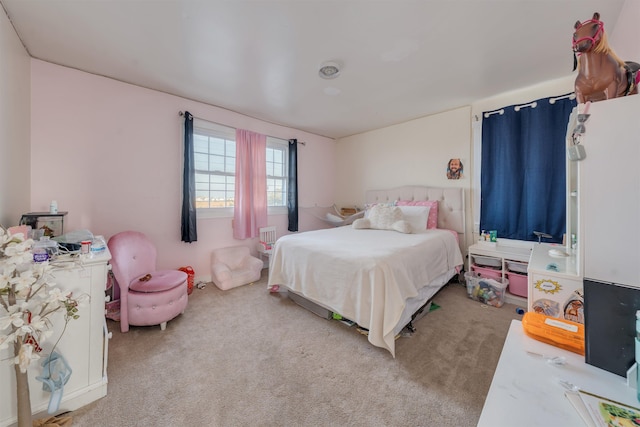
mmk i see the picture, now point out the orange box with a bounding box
[522,312,584,355]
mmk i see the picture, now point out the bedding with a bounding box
[267,225,463,356]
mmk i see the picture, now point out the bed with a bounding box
[267,186,466,356]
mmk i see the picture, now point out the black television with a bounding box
[584,279,640,377]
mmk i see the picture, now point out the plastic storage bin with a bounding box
[470,264,502,280]
[465,271,509,307]
[470,255,501,268]
[506,260,528,274]
[506,271,528,297]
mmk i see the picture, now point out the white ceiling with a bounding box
[0,0,626,139]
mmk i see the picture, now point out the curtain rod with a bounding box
[479,92,576,120]
[179,111,306,145]
[548,93,576,104]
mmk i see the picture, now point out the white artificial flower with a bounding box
[4,240,30,257]
[28,315,48,332]
[16,323,34,338]
[0,310,25,330]
[1,226,83,370]
[15,343,39,373]
[10,270,37,293]
[48,287,71,302]
[0,271,12,291]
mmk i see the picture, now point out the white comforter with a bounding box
[267,226,463,356]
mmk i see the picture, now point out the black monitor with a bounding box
[584,279,640,377]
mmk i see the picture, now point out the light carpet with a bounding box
[67,270,521,426]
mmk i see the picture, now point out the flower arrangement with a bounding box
[0,226,82,427]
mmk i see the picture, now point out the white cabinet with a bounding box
[467,242,532,305]
[527,243,583,323]
[0,250,111,427]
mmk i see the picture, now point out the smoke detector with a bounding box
[318,61,341,79]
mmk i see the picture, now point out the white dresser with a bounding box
[0,249,111,426]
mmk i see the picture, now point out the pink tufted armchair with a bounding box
[107,231,189,333]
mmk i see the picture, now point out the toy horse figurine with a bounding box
[572,12,640,104]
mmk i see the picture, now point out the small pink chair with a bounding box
[107,231,189,333]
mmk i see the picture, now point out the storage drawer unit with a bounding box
[468,243,532,304]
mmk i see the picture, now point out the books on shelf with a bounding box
[565,389,640,427]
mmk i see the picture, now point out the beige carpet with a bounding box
[67,270,521,426]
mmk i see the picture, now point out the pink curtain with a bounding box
[233,130,267,239]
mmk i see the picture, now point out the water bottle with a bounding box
[90,235,106,257]
[636,310,640,401]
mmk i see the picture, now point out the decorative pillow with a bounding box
[396,200,438,229]
[352,218,370,229]
[368,204,403,229]
[352,205,411,234]
[363,202,395,218]
[397,205,431,233]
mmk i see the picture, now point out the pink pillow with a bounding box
[396,200,438,229]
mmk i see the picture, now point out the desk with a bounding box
[478,320,638,426]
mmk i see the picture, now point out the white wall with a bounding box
[335,106,472,246]
[609,0,640,61]
[30,60,336,281]
[0,7,31,228]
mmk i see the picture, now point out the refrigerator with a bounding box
[577,94,640,377]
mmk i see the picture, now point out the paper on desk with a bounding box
[565,391,596,427]
[565,389,640,427]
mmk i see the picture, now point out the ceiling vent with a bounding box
[318,61,341,79]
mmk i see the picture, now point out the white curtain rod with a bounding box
[480,92,576,120]
[178,111,305,145]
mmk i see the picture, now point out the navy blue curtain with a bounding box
[181,111,197,242]
[287,139,299,232]
[480,95,576,243]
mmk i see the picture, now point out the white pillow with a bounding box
[397,205,430,233]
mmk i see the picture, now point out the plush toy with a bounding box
[572,12,639,103]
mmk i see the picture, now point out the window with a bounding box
[193,122,236,209]
[193,120,288,211]
[266,138,288,207]
[479,95,575,243]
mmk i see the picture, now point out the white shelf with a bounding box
[468,242,533,304]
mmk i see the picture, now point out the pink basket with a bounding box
[471,264,502,280]
[507,272,528,297]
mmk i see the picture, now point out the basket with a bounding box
[179,266,195,295]
[464,271,508,308]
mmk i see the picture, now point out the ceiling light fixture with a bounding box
[318,61,341,79]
